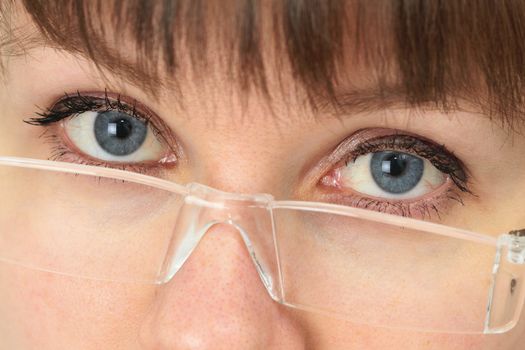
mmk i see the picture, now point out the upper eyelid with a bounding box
[350,134,453,162]
[26,91,162,128]
[323,130,452,165]
[57,93,148,119]
[313,130,470,191]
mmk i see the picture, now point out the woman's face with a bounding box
[1,1,525,349]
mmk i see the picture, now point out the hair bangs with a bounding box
[11,0,525,128]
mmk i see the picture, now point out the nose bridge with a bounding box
[158,182,282,301]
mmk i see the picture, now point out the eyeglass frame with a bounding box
[0,155,524,335]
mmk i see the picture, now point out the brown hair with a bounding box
[8,0,525,128]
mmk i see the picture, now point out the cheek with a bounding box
[0,263,156,349]
[277,214,494,333]
[294,310,520,350]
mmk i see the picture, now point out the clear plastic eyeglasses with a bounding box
[0,156,524,335]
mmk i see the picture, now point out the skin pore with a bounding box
[1,1,525,349]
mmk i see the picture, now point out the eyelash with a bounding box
[349,134,471,194]
[25,91,174,174]
[321,133,473,219]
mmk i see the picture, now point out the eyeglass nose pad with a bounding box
[156,186,282,303]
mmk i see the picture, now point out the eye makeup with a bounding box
[318,128,473,219]
[348,131,469,193]
[24,91,179,174]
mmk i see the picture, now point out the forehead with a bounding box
[7,0,525,128]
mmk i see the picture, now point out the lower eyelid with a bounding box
[317,180,462,220]
[40,121,177,176]
[316,156,466,220]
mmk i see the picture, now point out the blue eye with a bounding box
[370,151,424,194]
[63,110,167,164]
[94,111,148,156]
[24,92,180,172]
[318,131,470,217]
[337,149,446,200]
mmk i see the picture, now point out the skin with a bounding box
[1,2,525,349]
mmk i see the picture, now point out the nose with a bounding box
[138,223,306,349]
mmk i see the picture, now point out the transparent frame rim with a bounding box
[2,156,525,335]
[0,156,499,247]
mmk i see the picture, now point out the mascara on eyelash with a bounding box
[346,133,472,194]
[23,91,179,172]
[24,91,149,127]
[318,131,474,220]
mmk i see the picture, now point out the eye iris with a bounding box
[94,111,147,156]
[370,151,424,194]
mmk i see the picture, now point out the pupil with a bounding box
[383,154,407,177]
[110,119,133,139]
